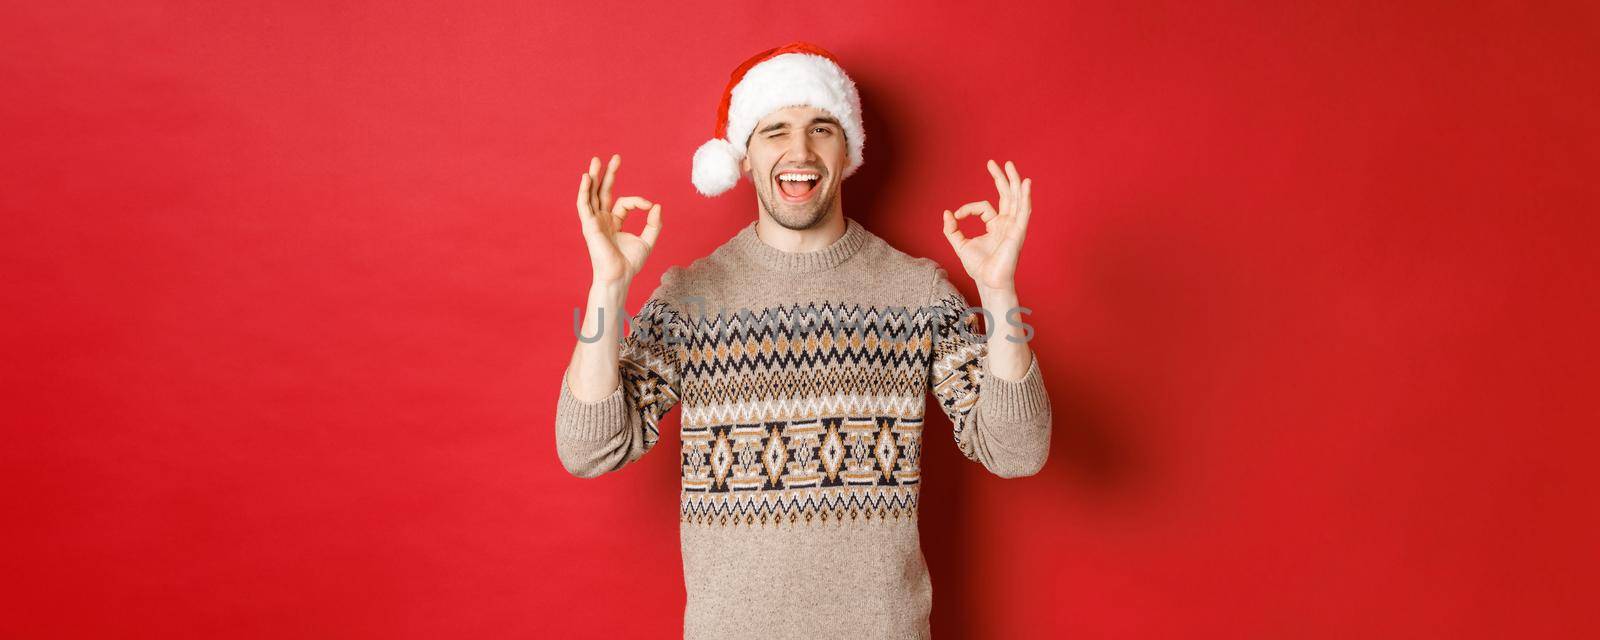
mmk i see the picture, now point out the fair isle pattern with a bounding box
[681,416,926,492]
[615,298,690,457]
[620,296,991,527]
[682,485,920,527]
[678,300,938,429]
[927,291,990,465]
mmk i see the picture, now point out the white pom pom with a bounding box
[691,138,742,197]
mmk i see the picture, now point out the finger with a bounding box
[600,154,620,214]
[587,156,602,215]
[1004,178,1033,248]
[640,204,663,247]
[576,173,594,219]
[1005,161,1022,215]
[987,159,1012,217]
[986,158,1006,184]
[952,201,998,222]
[610,195,655,225]
[952,201,999,224]
[942,209,967,247]
[1017,178,1032,231]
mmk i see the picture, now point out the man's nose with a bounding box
[787,130,818,159]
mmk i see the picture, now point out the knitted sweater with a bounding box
[555,217,1052,639]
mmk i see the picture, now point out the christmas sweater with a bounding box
[555,216,1053,639]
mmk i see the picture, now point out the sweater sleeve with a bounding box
[554,279,688,479]
[926,267,1052,478]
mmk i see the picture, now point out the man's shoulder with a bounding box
[867,236,950,295]
[661,248,732,289]
[852,221,941,276]
[846,226,956,312]
[644,246,736,310]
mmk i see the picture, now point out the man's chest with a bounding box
[672,298,942,424]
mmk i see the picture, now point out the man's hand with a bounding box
[577,154,662,286]
[940,160,1036,381]
[941,159,1033,294]
[566,154,662,402]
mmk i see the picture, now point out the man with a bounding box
[555,41,1051,639]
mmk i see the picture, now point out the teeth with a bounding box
[778,174,820,181]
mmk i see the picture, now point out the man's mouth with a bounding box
[774,170,822,203]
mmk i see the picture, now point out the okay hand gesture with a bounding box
[576,154,662,285]
[942,159,1033,292]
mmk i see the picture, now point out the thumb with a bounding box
[942,209,967,249]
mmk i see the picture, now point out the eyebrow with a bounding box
[758,116,842,134]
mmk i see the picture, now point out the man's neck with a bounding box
[754,211,848,254]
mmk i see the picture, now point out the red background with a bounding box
[4,1,1597,637]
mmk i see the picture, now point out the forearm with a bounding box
[566,279,631,402]
[976,284,1032,381]
[971,284,1050,477]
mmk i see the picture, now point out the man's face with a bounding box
[741,105,848,230]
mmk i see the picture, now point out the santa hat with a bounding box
[691,41,865,197]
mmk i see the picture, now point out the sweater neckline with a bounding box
[732,217,869,273]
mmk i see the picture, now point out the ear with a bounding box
[740,155,750,174]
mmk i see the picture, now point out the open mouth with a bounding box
[775,170,822,203]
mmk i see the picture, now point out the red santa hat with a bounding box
[691,41,866,197]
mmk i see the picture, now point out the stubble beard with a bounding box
[757,174,839,231]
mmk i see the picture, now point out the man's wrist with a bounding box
[590,278,632,299]
[976,282,1019,304]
